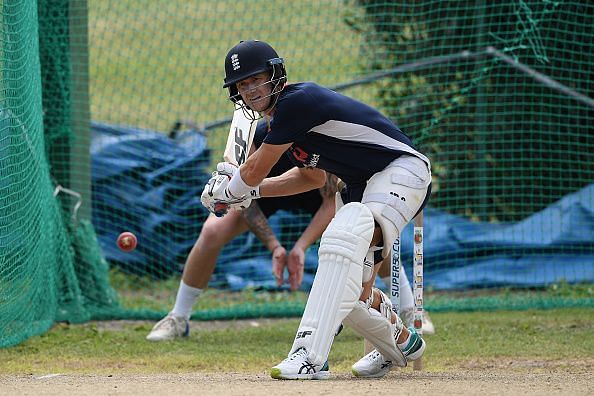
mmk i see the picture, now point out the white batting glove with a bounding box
[200,174,252,217]
[216,162,261,199]
[216,162,238,178]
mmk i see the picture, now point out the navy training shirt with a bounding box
[253,120,297,177]
[252,120,323,216]
[263,82,429,186]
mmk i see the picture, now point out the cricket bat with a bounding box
[223,101,258,167]
[214,101,257,217]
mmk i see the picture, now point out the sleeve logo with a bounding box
[289,146,320,168]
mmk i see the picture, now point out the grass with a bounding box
[86,0,381,169]
[108,269,308,314]
[0,308,592,374]
[87,0,375,139]
[108,267,593,317]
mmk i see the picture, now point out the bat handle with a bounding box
[214,202,229,217]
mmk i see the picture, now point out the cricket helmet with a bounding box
[223,40,287,104]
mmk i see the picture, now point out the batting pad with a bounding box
[344,289,407,367]
[289,202,374,366]
[362,156,430,258]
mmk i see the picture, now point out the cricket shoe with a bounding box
[146,313,189,341]
[352,349,393,378]
[270,348,330,380]
[351,327,426,378]
[400,308,436,335]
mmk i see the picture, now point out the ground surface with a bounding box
[2,368,592,396]
[2,319,592,395]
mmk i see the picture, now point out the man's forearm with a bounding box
[293,199,334,251]
[260,167,326,197]
[240,201,280,252]
[294,173,340,250]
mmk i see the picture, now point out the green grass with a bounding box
[108,269,309,315]
[86,0,380,168]
[1,308,592,374]
[108,268,594,317]
[87,0,375,140]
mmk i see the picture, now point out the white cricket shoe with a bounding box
[270,348,330,380]
[352,349,393,378]
[146,313,189,341]
[401,308,436,335]
[351,327,426,379]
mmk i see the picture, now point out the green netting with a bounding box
[1,0,121,348]
[1,0,593,348]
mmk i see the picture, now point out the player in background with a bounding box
[147,122,339,341]
[202,40,432,379]
[146,125,431,344]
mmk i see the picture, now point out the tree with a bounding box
[346,0,594,221]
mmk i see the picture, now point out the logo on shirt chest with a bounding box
[289,146,320,168]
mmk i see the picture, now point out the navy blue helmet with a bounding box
[223,40,287,104]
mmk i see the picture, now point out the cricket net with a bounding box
[1,0,592,348]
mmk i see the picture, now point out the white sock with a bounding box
[381,268,414,311]
[171,280,202,319]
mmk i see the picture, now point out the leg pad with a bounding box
[344,289,407,367]
[289,203,374,366]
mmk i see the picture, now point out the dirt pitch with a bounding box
[2,365,592,395]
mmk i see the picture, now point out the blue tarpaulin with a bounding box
[91,122,212,278]
[91,122,594,289]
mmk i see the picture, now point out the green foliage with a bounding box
[345,0,594,221]
[547,281,594,298]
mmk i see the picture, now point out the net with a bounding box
[1,0,592,348]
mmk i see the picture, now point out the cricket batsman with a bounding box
[201,40,431,379]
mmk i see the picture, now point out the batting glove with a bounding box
[200,174,252,217]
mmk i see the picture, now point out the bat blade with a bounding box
[223,101,257,166]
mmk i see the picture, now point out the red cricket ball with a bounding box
[117,232,137,252]
[213,202,229,217]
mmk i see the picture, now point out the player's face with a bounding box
[236,72,273,113]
